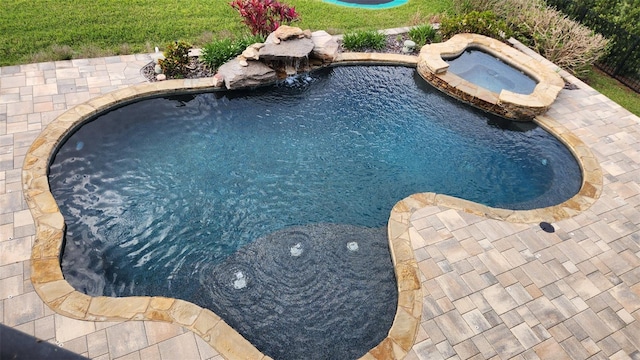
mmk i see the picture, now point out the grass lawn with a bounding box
[0,0,450,66]
[583,68,640,117]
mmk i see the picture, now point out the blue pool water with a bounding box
[446,48,538,94]
[323,0,407,9]
[49,66,580,359]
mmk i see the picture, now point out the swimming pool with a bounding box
[323,0,407,9]
[48,66,582,359]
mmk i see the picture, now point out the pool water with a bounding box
[49,66,580,359]
[446,49,538,94]
[197,223,396,359]
[323,0,407,9]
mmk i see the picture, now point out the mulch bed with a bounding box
[142,33,415,82]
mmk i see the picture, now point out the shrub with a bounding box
[408,24,440,46]
[158,40,192,78]
[449,0,609,76]
[201,39,239,70]
[440,11,511,40]
[546,0,637,78]
[201,35,265,69]
[229,0,300,37]
[342,30,386,51]
[522,7,609,76]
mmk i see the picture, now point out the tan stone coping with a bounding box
[334,52,419,66]
[23,54,601,360]
[417,33,565,120]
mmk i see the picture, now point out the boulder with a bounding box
[217,58,277,90]
[273,25,310,41]
[212,73,224,87]
[402,40,416,54]
[188,48,202,57]
[237,56,249,67]
[241,43,263,61]
[151,52,164,64]
[310,30,339,62]
[260,33,315,61]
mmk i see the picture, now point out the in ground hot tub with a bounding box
[417,33,565,121]
[446,48,538,95]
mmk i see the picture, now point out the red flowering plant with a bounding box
[229,0,300,37]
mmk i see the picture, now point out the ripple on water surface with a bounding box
[48,66,581,359]
[196,224,396,360]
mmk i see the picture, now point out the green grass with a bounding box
[584,68,640,117]
[0,0,451,66]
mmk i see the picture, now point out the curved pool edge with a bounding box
[22,55,601,360]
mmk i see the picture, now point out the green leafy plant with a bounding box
[201,35,265,69]
[201,39,239,69]
[408,24,440,46]
[440,11,511,40]
[449,0,610,77]
[229,0,300,37]
[235,34,266,51]
[158,40,192,78]
[342,30,386,51]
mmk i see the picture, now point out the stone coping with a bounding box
[417,33,566,121]
[22,54,601,360]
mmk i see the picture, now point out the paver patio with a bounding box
[1,42,639,359]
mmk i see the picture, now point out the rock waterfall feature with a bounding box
[217,26,339,89]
